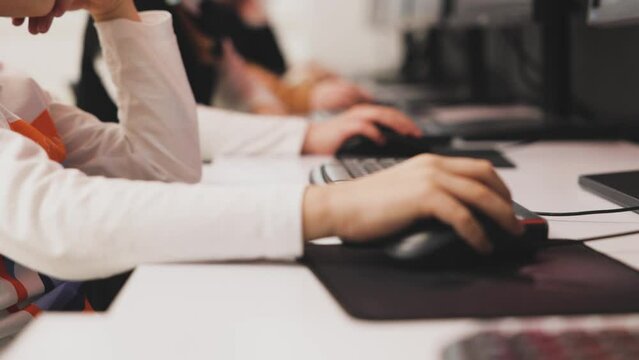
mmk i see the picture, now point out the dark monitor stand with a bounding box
[450,0,573,141]
[430,0,639,141]
[573,2,639,210]
[520,0,639,141]
[378,0,639,142]
[385,1,551,141]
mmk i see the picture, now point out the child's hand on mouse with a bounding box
[303,154,524,254]
[301,105,423,155]
[13,0,138,34]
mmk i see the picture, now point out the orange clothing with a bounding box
[8,111,66,163]
[247,64,315,114]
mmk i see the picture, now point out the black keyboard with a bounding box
[444,329,639,360]
[315,153,517,184]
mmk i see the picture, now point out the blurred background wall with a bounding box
[0,0,401,104]
[267,0,401,76]
[0,12,86,102]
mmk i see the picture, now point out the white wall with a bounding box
[268,0,403,76]
[0,1,402,103]
[0,13,87,103]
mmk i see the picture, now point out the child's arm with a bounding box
[52,10,202,183]
[196,106,308,160]
[0,129,305,280]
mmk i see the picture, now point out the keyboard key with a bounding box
[322,164,353,182]
[362,161,384,174]
[337,158,408,179]
[342,159,368,178]
[379,158,400,169]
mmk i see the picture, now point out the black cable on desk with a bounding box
[546,229,639,246]
[535,206,639,217]
[578,229,639,243]
[528,206,639,245]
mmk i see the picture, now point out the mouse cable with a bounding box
[546,229,639,247]
[579,229,639,243]
[535,206,639,217]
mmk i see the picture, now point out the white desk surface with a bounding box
[6,141,639,359]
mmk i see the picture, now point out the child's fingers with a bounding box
[28,17,41,34]
[39,15,55,33]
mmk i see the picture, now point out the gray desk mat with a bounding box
[302,243,639,320]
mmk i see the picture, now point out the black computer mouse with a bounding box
[336,124,451,157]
[343,203,548,265]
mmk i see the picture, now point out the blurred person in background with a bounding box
[76,0,373,118]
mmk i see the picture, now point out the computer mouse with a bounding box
[336,124,451,157]
[343,203,548,264]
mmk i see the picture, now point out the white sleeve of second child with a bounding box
[197,106,309,161]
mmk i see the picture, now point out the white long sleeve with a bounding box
[57,11,201,182]
[0,12,304,281]
[197,106,309,161]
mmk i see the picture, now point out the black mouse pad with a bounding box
[431,148,515,168]
[301,243,639,320]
